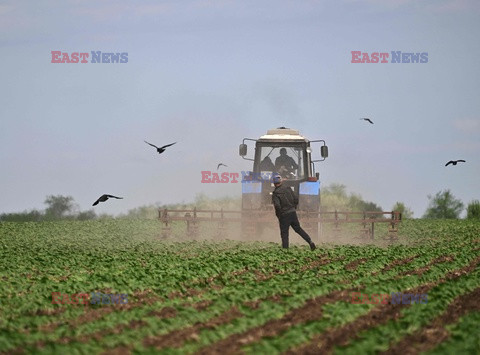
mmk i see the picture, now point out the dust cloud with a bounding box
[160,219,401,248]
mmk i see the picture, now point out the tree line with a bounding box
[0,195,100,222]
[1,187,479,222]
[321,184,479,220]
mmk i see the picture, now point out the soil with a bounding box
[195,289,353,355]
[379,255,418,273]
[344,258,368,271]
[149,307,177,318]
[383,287,480,355]
[143,306,243,349]
[286,256,480,354]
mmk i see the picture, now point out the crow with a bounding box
[144,140,176,154]
[217,163,228,170]
[360,118,374,124]
[92,194,123,206]
[445,160,466,166]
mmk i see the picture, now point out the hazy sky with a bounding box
[1,0,479,217]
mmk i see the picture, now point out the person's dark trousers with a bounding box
[278,211,312,248]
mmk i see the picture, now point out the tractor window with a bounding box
[258,146,305,180]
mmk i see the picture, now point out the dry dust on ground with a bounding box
[168,220,401,248]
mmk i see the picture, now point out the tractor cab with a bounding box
[239,127,328,211]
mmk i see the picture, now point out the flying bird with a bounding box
[445,160,466,167]
[360,118,374,124]
[217,163,228,170]
[92,194,123,206]
[144,140,177,154]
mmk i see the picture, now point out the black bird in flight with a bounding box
[217,163,228,170]
[360,118,374,124]
[144,140,177,154]
[445,160,466,167]
[92,194,123,206]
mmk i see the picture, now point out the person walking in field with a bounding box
[271,174,316,250]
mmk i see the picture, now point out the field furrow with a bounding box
[286,256,480,354]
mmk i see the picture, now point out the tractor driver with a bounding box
[259,156,275,171]
[275,148,298,176]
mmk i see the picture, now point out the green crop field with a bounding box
[0,219,479,354]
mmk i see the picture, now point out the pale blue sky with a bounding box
[1,0,479,217]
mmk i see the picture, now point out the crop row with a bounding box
[5,249,478,352]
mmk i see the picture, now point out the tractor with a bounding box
[238,127,328,238]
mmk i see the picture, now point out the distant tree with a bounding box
[466,200,480,220]
[392,202,414,219]
[192,193,240,210]
[321,184,350,211]
[423,190,464,219]
[194,193,210,209]
[122,205,158,219]
[76,209,97,221]
[44,195,76,220]
[322,184,348,199]
[320,184,384,215]
[348,193,383,212]
[360,201,384,212]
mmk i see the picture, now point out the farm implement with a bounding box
[159,208,401,242]
[159,127,402,241]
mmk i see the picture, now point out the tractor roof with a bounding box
[258,127,307,142]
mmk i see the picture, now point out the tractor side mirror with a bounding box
[321,145,329,158]
[239,144,247,156]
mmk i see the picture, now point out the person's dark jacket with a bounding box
[272,184,298,217]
